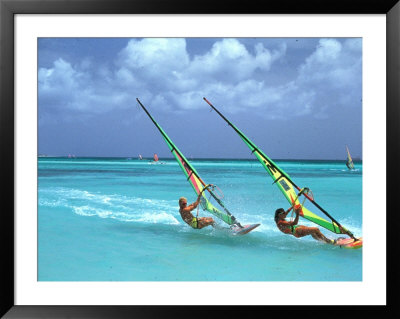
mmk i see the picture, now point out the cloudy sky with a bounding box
[38,37,362,160]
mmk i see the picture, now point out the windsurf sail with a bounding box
[203,97,358,239]
[153,153,159,162]
[139,154,143,160]
[137,98,240,226]
[345,145,355,170]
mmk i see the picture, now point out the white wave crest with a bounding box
[39,187,181,225]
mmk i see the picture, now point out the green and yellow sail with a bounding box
[203,97,356,237]
[137,98,238,226]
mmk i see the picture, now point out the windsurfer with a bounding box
[275,205,334,244]
[179,189,215,229]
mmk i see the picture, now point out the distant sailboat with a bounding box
[139,154,143,160]
[345,145,355,170]
[149,153,165,164]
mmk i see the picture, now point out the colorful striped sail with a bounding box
[203,97,353,236]
[137,98,238,226]
[345,145,355,170]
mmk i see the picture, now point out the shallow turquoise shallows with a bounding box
[38,157,362,281]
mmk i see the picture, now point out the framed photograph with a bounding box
[1,0,397,317]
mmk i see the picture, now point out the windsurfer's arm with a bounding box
[282,204,295,217]
[189,185,210,210]
[292,206,301,225]
[187,201,199,211]
[195,184,210,203]
[196,188,205,201]
[188,192,203,211]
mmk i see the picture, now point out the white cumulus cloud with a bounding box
[38,38,361,122]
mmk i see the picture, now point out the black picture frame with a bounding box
[1,0,398,317]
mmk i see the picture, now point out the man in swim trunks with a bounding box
[179,188,215,229]
[275,205,334,244]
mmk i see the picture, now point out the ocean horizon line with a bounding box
[38,155,362,163]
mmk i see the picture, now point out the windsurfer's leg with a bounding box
[310,232,332,243]
[318,233,333,243]
[196,217,215,229]
[294,226,332,243]
[293,226,318,238]
[311,229,332,243]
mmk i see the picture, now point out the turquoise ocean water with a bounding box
[38,157,362,281]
